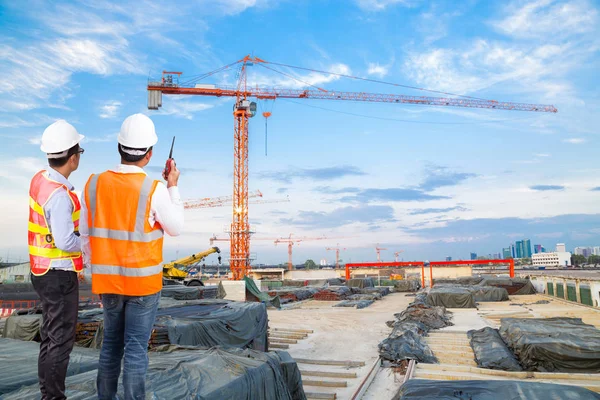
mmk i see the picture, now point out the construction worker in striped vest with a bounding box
[80,113,183,400]
[28,119,85,400]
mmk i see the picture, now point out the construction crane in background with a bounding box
[148,56,557,280]
[184,191,290,209]
[375,244,388,262]
[394,250,405,262]
[274,234,332,271]
[326,243,346,269]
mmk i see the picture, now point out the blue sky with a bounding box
[1,0,599,265]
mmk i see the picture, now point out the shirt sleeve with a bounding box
[151,182,184,237]
[79,191,91,266]
[45,190,82,253]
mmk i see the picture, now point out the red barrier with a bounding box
[345,259,514,288]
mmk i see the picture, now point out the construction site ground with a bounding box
[269,292,600,399]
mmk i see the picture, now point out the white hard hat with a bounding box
[118,113,158,149]
[40,120,84,154]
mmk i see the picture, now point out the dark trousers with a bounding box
[31,269,79,400]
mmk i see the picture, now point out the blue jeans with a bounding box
[97,292,160,400]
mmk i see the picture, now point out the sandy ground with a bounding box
[267,293,414,400]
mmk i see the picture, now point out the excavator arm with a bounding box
[163,247,221,280]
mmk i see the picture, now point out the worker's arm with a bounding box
[45,190,81,252]
[151,160,183,236]
[79,192,91,266]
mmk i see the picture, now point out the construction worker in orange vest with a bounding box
[80,113,183,400]
[28,120,85,400]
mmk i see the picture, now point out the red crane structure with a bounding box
[326,243,347,269]
[184,190,290,209]
[147,55,557,280]
[394,250,405,262]
[274,234,334,271]
[375,244,387,262]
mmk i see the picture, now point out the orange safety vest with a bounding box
[28,170,83,275]
[84,171,164,296]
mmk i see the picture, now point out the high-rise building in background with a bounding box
[556,243,566,252]
[470,253,477,260]
[511,243,516,258]
[574,247,593,257]
[445,256,452,261]
[534,244,543,254]
[502,248,512,259]
[593,247,600,256]
[541,246,547,253]
[516,241,524,258]
[523,239,532,258]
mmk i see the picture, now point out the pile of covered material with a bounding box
[2,313,41,341]
[334,300,374,309]
[378,293,453,365]
[346,277,374,288]
[313,286,352,301]
[500,317,600,372]
[267,287,320,302]
[468,327,523,371]
[352,286,391,296]
[161,285,220,300]
[426,286,477,308]
[394,379,600,400]
[0,338,307,400]
[480,277,536,295]
[387,279,421,292]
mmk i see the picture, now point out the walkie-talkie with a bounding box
[163,136,175,180]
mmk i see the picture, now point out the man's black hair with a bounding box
[48,144,80,168]
[118,144,152,163]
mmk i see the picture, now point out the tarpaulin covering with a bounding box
[346,278,374,288]
[1,314,41,341]
[433,276,484,286]
[351,287,391,296]
[157,300,269,352]
[426,287,476,308]
[348,293,382,301]
[0,338,99,396]
[387,279,421,292]
[469,286,509,302]
[480,277,537,295]
[313,286,351,301]
[467,327,522,371]
[334,300,375,309]
[500,317,600,372]
[379,321,437,364]
[244,276,281,308]
[392,294,453,330]
[394,379,600,400]
[0,339,306,400]
[268,287,320,302]
[161,285,219,300]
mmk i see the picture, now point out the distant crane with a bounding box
[394,250,405,262]
[326,243,347,269]
[148,56,558,279]
[184,190,262,209]
[275,234,333,271]
[376,244,387,262]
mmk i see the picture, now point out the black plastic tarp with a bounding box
[394,379,600,400]
[0,339,306,400]
[1,314,42,341]
[346,278,374,288]
[499,317,600,372]
[161,285,219,300]
[467,327,522,371]
[480,277,537,295]
[392,297,453,330]
[334,300,374,309]
[426,287,476,308]
[433,276,484,286]
[379,321,437,364]
[157,300,269,352]
[469,286,509,302]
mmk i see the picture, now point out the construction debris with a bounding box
[334,300,374,309]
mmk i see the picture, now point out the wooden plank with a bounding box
[295,358,365,367]
[268,333,307,339]
[269,338,298,344]
[305,392,336,400]
[303,380,347,388]
[271,327,314,334]
[300,370,357,378]
[350,356,381,400]
[269,343,289,349]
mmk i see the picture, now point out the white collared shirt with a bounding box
[79,165,184,265]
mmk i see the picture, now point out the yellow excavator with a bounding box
[163,247,222,286]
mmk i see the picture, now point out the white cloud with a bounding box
[355,0,416,11]
[99,101,123,119]
[534,153,551,157]
[367,62,389,78]
[156,98,214,119]
[493,0,598,39]
[563,138,586,144]
[84,133,119,143]
[248,63,352,89]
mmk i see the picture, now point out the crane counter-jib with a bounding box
[147,85,558,113]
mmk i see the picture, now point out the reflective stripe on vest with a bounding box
[28,170,83,276]
[86,171,163,296]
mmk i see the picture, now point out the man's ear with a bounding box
[146,149,153,162]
